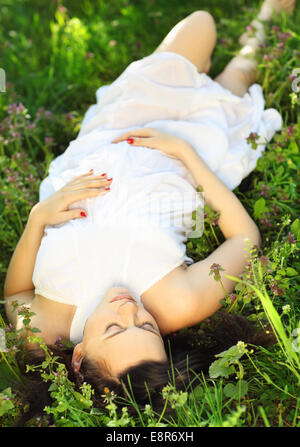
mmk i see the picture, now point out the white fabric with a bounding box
[32,51,282,344]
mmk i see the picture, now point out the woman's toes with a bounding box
[266,0,295,13]
[280,0,295,13]
[258,0,295,20]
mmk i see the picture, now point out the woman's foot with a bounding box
[258,0,295,20]
[239,0,296,46]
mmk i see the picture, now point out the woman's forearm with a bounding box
[4,211,46,297]
[180,143,261,245]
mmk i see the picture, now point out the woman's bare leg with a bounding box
[215,0,296,97]
[151,10,254,97]
[151,2,295,97]
[152,11,217,75]
[214,49,258,97]
[239,0,296,46]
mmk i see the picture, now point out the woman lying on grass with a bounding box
[4,0,294,424]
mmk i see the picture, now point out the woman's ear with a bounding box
[72,343,84,372]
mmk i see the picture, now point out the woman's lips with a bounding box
[110,294,136,303]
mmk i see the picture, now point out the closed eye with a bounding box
[103,322,160,340]
[105,322,156,333]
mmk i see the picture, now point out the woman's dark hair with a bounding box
[15,312,275,426]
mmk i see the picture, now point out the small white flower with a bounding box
[282,304,291,314]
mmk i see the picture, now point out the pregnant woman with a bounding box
[4,0,293,421]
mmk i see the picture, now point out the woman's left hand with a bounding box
[29,170,111,227]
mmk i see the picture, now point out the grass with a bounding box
[0,0,299,427]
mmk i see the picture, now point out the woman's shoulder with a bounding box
[140,262,197,334]
[16,294,76,344]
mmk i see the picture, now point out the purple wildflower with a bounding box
[44,136,53,145]
[286,232,296,244]
[246,132,259,149]
[209,263,225,281]
[260,183,270,198]
[65,112,75,121]
[286,125,296,136]
[44,110,53,119]
[272,25,280,32]
[16,103,25,113]
[54,335,63,348]
[230,293,237,303]
[259,256,269,266]
[278,31,292,41]
[270,280,284,296]
[260,218,272,227]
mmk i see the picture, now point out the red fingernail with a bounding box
[80,211,87,217]
[101,173,107,176]
[105,186,110,191]
[127,138,134,144]
[107,177,113,181]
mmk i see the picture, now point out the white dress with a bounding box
[32,51,282,344]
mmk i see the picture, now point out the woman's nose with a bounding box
[117,300,138,319]
[119,300,138,309]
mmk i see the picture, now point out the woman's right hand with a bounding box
[111,127,193,159]
[29,170,112,227]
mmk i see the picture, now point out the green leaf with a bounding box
[192,385,204,400]
[285,267,298,276]
[215,344,248,363]
[209,343,248,379]
[209,360,235,379]
[0,363,20,389]
[224,380,248,399]
[254,197,268,219]
[56,401,67,412]
[0,398,14,417]
[0,387,15,417]
[262,373,273,385]
[48,383,58,392]
[291,219,300,239]
[288,141,298,154]
[72,390,92,409]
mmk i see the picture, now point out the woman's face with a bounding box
[75,287,168,378]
